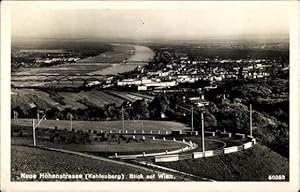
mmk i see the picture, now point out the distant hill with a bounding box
[158,144,289,181]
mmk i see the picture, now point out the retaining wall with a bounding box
[27,125,257,163]
[154,137,257,162]
[154,154,179,162]
[110,138,198,159]
[224,146,239,154]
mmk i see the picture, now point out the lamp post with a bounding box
[141,121,144,133]
[70,114,73,131]
[122,107,125,133]
[201,112,205,156]
[32,119,36,146]
[191,105,194,132]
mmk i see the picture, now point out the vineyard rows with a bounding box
[11,89,153,111]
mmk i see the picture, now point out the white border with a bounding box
[1,1,299,192]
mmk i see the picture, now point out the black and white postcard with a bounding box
[1,1,299,192]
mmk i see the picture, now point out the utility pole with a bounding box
[141,121,144,133]
[32,114,46,147]
[122,106,125,133]
[249,104,253,138]
[32,119,36,146]
[191,105,194,132]
[201,112,205,156]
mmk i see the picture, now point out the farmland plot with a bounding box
[12,88,152,112]
[54,92,88,109]
[124,91,154,100]
[104,91,142,102]
[88,90,125,106]
[11,89,64,110]
[56,90,126,108]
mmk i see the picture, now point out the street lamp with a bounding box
[249,104,253,138]
[201,112,205,156]
[121,106,125,133]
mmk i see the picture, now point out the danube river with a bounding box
[88,45,155,75]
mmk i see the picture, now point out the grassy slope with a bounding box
[13,119,189,132]
[11,145,157,181]
[12,137,186,154]
[158,144,289,181]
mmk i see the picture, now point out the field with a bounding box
[157,144,289,181]
[11,145,165,181]
[11,89,152,110]
[87,63,144,76]
[12,63,111,76]
[12,119,190,132]
[105,90,153,102]
[18,49,66,53]
[11,89,60,111]
[12,136,187,155]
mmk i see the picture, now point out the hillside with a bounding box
[157,144,289,181]
[11,145,181,181]
[12,119,189,132]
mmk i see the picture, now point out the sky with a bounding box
[11,3,292,41]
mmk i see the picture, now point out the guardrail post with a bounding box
[163,137,166,141]
[115,153,118,158]
[152,136,155,140]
